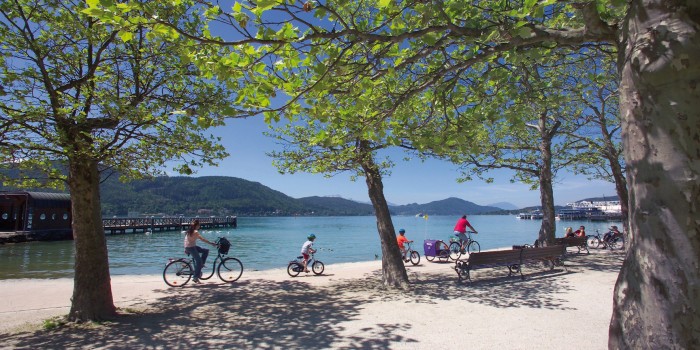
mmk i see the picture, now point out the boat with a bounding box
[562,199,623,222]
[516,210,543,220]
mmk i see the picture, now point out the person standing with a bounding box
[184,219,216,283]
[454,215,478,252]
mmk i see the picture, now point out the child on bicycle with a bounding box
[453,215,478,252]
[396,228,413,262]
[301,234,317,273]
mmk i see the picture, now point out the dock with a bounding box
[102,216,237,235]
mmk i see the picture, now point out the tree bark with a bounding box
[360,143,409,289]
[537,116,557,246]
[67,157,117,321]
[610,0,700,348]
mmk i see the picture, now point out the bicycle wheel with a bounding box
[587,236,600,249]
[217,257,243,283]
[426,255,435,262]
[409,251,420,265]
[312,260,325,275]
[610,237,624,250]
[287,262,302,277]
[467,240,481,254]
[163,259,192,287]
[449,242,462,261]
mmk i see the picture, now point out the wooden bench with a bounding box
[554,236,589,254]
[454,245,566,282]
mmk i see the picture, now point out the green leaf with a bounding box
[256,0,281,11]
[378,0,392,8]
[118,31,134,42]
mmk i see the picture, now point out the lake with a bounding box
[0,215,620,280]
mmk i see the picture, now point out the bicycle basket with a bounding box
[218,237,231,255]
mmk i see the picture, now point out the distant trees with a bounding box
[0,0,236,321]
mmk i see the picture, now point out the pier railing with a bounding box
[102,216,237,235]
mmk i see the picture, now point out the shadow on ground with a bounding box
[0,250,623,349]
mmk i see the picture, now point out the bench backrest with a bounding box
[520,245,565,260]
[468,249,522,265]
[554,237,587,246]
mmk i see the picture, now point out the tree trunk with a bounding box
[360,144,409,289]
[607,156,629,232]
[537,116,557,246]
[610,1,700,348]
[67,157,117,321]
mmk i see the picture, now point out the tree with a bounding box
[0,0,236,321]
[95,0,700,346]
[563,55,629,229]
[409,57,592,245]
[267,89,415,288]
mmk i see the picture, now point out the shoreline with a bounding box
[1,249,624,349]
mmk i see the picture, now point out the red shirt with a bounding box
[397,235,409,249]
[454,218,471,233]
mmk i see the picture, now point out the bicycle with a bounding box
[287,252,325,277]
[163,237,244,287]
[587,229,624,250]
[402,241,421,266]
[449,231,481,260]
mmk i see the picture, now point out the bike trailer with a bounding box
[423,239,442,257]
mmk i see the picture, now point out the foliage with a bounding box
[0,0,237,188]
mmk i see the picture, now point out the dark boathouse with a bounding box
[0,191,73,243]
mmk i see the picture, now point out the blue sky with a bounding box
[184,116,618,209]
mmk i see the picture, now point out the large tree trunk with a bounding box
[537,117,558,246]
[610,1,700,348]
[67,157,116,321]
[360,144,409,289]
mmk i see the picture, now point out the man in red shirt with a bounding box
[454,215,478,252]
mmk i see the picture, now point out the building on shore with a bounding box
[0,191,73,243]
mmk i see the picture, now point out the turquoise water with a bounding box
[0,215,620,279]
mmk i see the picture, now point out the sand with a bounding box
[0,249,624,349]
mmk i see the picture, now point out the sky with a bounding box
[181,116,618,209]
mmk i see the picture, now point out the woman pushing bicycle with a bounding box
[184,219,216,283]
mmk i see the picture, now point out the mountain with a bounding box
[390,197,502,216]
[298,196,374,215]
[1,175,511,216]
[487,202,519,210]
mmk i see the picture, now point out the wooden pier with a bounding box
[102,216,237,235]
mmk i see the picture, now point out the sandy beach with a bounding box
[0,249,623,349]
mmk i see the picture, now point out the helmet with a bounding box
[398,229,405,234]
[307,234,316,240]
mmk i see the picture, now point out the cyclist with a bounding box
[184,219,216,283]
[396,228,413,262]
[603,225,621,242]
[301,234,317,273]
[453,215,478,253]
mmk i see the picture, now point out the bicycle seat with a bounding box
[297,256,304,259]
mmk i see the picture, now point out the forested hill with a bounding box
[2,175,504,216]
